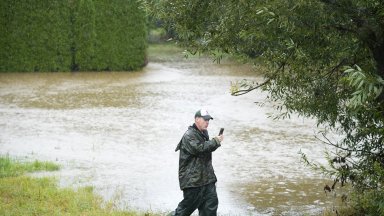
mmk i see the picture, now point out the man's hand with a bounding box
[217,135,224,143]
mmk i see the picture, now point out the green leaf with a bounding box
[369,83,373,93]
[357,79,365,89]
[353,91,361,96]
[355,64,362,71]
[344,68,355,73]
[375,87,383,98]
[267,18,275,24]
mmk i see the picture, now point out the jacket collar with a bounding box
[192,123,209,141]
[176,123,210,152]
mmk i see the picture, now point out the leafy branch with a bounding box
[342,65,384,108]
[230,78,271,96]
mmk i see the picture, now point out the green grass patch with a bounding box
[147,43,259,67]
[147,42,221,63]
[147,43,185,62]
[148,28,168,43]
[0,155,59,178]
[0,176,143,216]
[0,156,158,216]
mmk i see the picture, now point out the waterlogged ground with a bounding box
[0,44,335,215]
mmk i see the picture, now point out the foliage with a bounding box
[150,0,384,212]
[72,0,97,71]
[0,0,147,72]
[0,155,59,178]
[144,0,176,44]
[92,0,148,71]
[148,27,168,43]
[350,187,384,215]
[0,0,72,72]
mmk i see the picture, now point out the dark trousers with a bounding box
[174,183,218,216]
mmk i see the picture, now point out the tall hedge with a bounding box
[72,0,97,71]
[0,0,72,72]
[91,0,147,71]
[0,0,147,72]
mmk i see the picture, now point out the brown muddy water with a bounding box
[0,51,336,215]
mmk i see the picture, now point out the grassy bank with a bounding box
[0,156,156,216]
[147,42,228,62]
[147,42,186,62]
[0,156,59,178]
[147,42,262,71]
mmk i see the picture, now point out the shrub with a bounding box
[0,0,147,72]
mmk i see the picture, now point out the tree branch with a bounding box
[231,60,288,96]
[315,132,353,152]
[231,78,271,96]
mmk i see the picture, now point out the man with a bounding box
[173,109,224,216]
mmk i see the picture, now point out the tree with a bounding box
[151,0,384,213]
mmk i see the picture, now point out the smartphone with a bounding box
[219,128,224,136]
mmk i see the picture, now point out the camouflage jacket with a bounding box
[175,124,221,190]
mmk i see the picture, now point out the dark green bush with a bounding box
[72,0,97,71]
[0,0,147,72]
[346,189,384,216]
[92,0,147,71]
[0,0,72,72]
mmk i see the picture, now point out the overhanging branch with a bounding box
[231,60,288,96]
[231,79,271,96]
[315,132,352,152]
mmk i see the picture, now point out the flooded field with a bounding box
[0,45,333,215]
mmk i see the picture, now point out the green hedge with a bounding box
[92,0,147,71]
[0,0,147,72]
[0,0,72,72]
[72,0,97,71]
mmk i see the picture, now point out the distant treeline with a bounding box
[0,0,147,72]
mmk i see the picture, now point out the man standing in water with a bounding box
[173,109,224,216]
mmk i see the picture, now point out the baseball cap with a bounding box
[195,109,213,120]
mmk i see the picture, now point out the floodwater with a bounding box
[0,50,335,215]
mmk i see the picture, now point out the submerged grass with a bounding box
[0,155,59,178]
[0,155,157,216]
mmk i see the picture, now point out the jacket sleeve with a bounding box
[182,133,221,156]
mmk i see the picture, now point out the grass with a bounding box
[147,42,263,69]
[0,155,158,216]
[0,156,59,178]
[147,42,186,62]
[147,42,231,62]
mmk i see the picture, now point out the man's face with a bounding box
[195,117,209,131]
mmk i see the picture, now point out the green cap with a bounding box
[195,109,213,120]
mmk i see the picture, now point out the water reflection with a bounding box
[0,53,329,215]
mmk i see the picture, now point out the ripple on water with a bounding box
[237,178,340,215]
